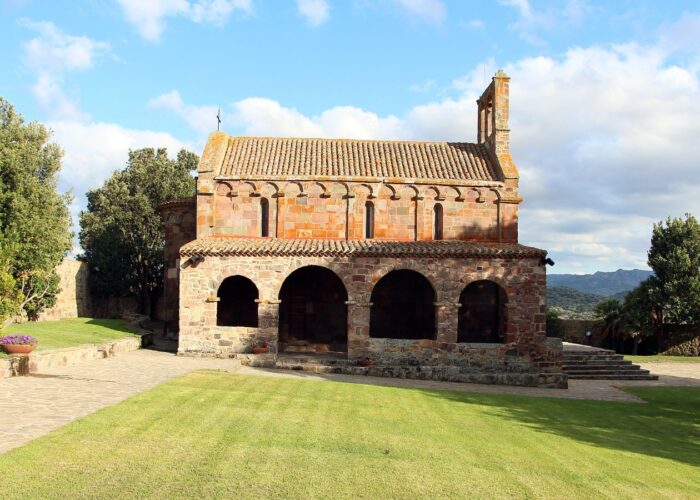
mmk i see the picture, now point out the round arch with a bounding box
[369,270,436,340]
[217,275,259,327]
[458,280,508,343]
[278,266,348,353]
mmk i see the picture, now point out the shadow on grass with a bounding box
[83,318,139,334]
[419,386,700,468]
[227,368,700,468]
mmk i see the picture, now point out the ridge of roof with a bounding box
[226,135,480,147]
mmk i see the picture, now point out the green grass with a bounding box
[1,373,698,499]
[626,354,700,363]
[1,318,138,357]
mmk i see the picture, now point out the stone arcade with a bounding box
[158,71,566,388]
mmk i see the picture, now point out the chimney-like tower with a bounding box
[477,70,517,180]
[477,70,520,243]
[477,69,510,155]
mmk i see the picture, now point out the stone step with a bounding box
[561,364,640,373]
[563,362,638,369]
[563,352,624,357]
[567,373,659,380]
[562,359,632,367]
[563,368,643,375]
[563,355,626,362]
[565,368,652,376]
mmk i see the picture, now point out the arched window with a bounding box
[365,201,374,239]
[260,198,269,237]
[217,276,259,327]
[433,203,443,240]
[370,270,436,339]
[458,280,507,343]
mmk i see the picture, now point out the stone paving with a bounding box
[1,349,698,455]
[0,349,238,454]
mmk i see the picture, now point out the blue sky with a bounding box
[1,0,699,273]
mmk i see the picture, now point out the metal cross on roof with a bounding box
[216,108,221,131]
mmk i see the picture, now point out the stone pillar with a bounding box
[414,193,424,241]
[274,193,284,238]
[345,192,355,240]
[346,301,371,359]
[435,302,459,343]
[258,300,280,351]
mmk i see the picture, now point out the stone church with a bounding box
[157,71,566,388]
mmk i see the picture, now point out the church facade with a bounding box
[158,71,566,388]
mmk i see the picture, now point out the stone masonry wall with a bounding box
[208,180,513,243]
[178,255,564,387]
[37,259,91,322]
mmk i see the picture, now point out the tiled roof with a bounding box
[180,238,545,259]
[155,197,195,211]
[217,136,500,182]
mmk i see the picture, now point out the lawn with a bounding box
[1,318,138,357]
[0,373,698,499]
[626,354,700,363]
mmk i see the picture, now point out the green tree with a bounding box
[594,298,623,341]
[0,97,72,327]
[545,309,565,337]
[79,148,197,314]
[647,214,700,324]
[620,279,658,354]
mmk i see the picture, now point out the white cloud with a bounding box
[389,0,446,26]
[114,0,252,42]
[21,20,109,120]
[296,0,330,26]
[49,120,190,245]
[498,0,590,45]
[149,90,219,135]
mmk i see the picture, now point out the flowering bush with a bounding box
[0,334,38,345]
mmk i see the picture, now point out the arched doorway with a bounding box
[278,266,348,353]
[217,276,259,327]
[458,280,507,343]
[370,270,436,339]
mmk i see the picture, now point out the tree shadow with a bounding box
[417,385,700,467]
[83,318,139,334]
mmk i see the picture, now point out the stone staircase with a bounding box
[562,345,658,380]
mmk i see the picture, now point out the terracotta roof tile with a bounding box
[216,136,500,182]
[155,197,195,211]
[180,238,545,259]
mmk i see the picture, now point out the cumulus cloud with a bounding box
[115,0,252,42]
[149,90,219,135]
[48,120,190,243]
[296,0,330,26]
[21,19,109,120]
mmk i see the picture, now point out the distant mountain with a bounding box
[547,269,653,296]
[547,286,607,316]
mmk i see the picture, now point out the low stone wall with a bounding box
[195,337,567,388]
[0,334,150,378]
